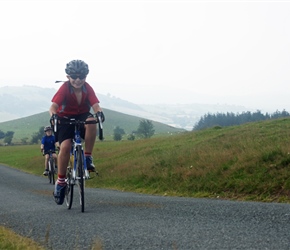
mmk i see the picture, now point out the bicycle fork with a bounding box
[72,144,90,181]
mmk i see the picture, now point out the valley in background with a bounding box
[0,85,257,131]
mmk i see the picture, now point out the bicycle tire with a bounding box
[76,145,85,212]
[51,158,55,185]
[48,159,52,184]
[65,167,74,209]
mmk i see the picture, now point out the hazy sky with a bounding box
[1,0,290,112]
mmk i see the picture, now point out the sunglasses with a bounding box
[69,74,86,80]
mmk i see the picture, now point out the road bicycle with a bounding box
[43,149,57,185]
[53,114,103,212]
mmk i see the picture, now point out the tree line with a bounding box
[0,130,15,145]
[113,119,155,141]
[0,119,155,145]
[0,126,44,146]
[193,110,290,130]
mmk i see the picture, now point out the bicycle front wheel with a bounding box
[51,158,56,185]
[76,145,85,212]
[65,167,74,209]
[48,158,54,184]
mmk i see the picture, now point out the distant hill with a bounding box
[0,85,55,120]
[0,85,254,130]
[0,109,185,144]
[0,85,174,126]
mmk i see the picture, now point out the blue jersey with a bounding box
[41,135,56,151]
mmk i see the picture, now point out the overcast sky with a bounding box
[1,0,290,112]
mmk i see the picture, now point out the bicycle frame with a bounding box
[71,120,90,181]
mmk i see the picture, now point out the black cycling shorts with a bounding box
[44,150,56,155]
[57,112,93,145]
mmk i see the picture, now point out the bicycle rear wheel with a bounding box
[65,167,74,209]
[76,145,85,212]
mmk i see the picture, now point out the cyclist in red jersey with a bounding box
[49,59,105,205]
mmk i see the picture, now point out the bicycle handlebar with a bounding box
[96,114,104,141]
[54,117,57,133]
[54,118,104,141]
[64,119,97,125]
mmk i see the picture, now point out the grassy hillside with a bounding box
[1,117,290,202]
[0,108,184,143]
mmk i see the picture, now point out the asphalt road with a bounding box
[1,164,290,250]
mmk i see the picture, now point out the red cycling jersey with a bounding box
[52,81,99,117]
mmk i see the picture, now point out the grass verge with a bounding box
[0,226,44,250]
